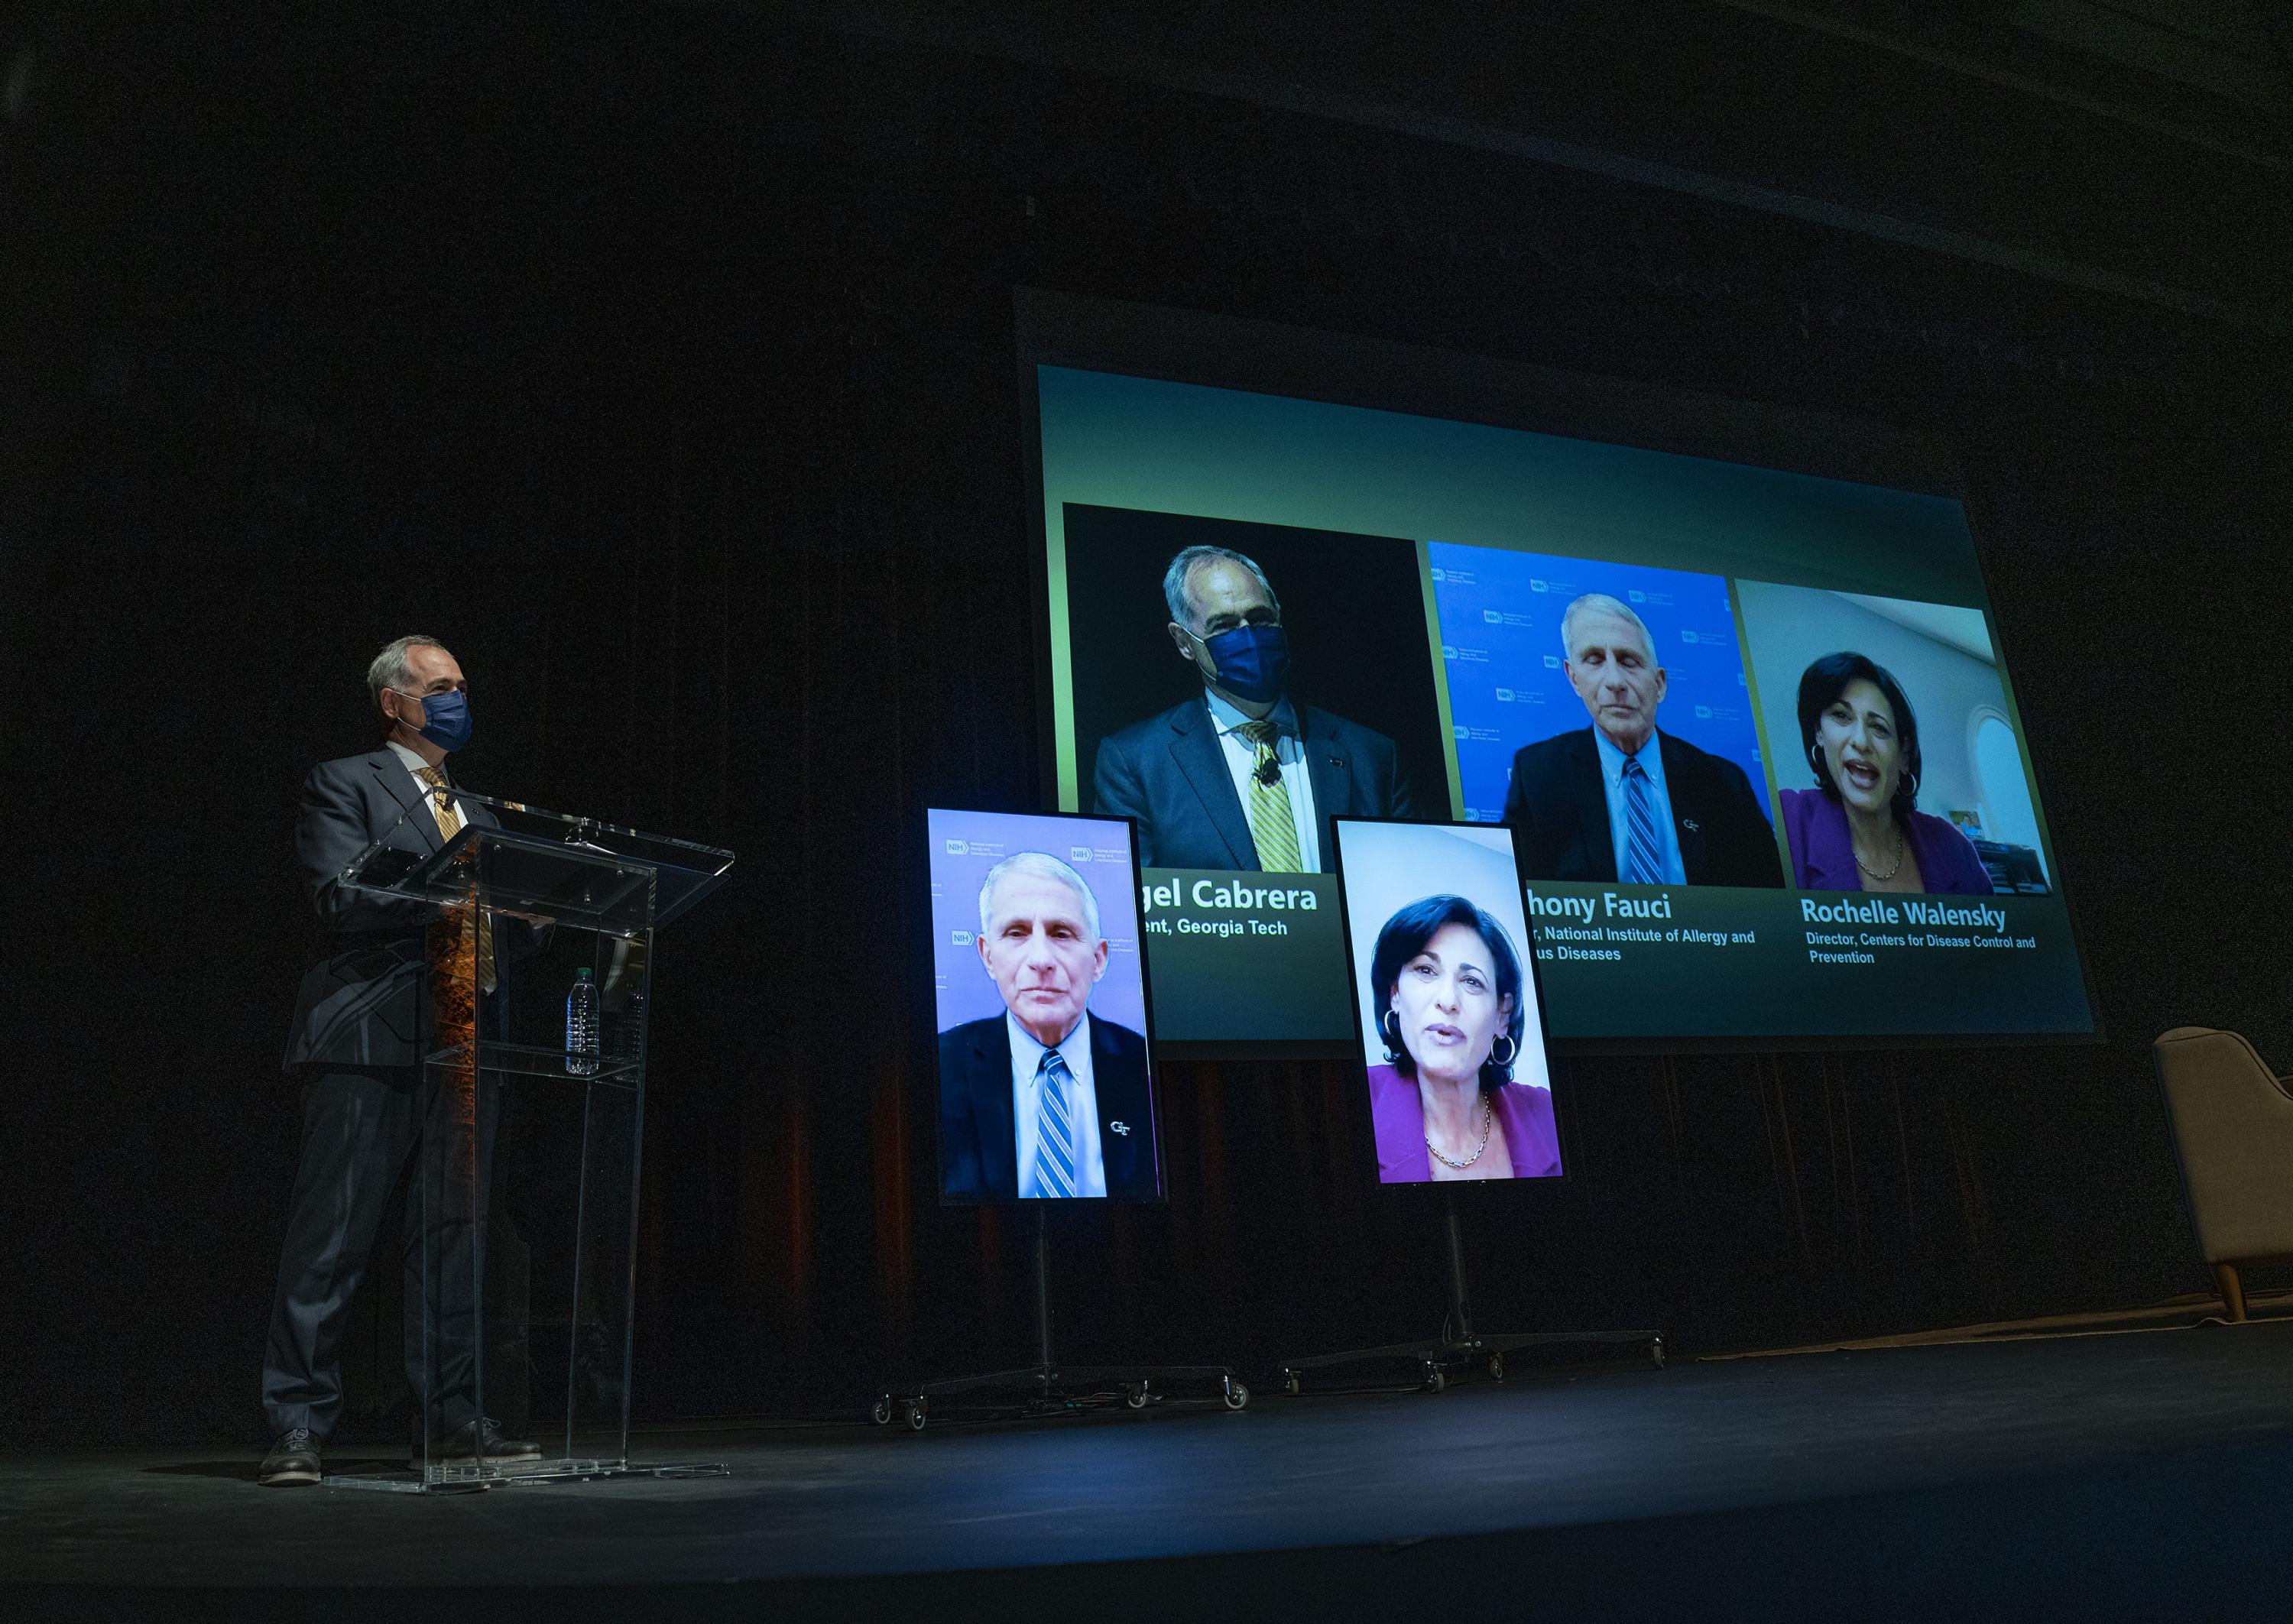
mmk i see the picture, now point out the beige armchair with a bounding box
[2154,1027,2293,1321]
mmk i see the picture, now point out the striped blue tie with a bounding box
[1620,754,1664,885]
[1033,1049,1078,1198]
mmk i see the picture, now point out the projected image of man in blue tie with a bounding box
[1503,594,1785,888]
[938,853,1160,1201]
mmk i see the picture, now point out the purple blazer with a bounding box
[1779,788,1994,896]
[1367,1065,1564,1183]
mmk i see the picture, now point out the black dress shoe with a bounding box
[415,1417,543,1467]
[259,1427,323,1486]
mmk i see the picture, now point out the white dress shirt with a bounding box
[1203,691,1321,872]
[385,739,472,835]
[1007,1010,1106,1199]
[1592,728,1687,885]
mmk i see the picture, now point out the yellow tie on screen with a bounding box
[418,767,496,993]
[1238,720,1305,874]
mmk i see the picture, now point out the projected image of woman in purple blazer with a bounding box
[1738,581,2051,899]
[1335,821,1562,1185]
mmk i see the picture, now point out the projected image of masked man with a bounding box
[1503,593,1784,888]
[939,853,1159,1201]
[1092,545,1414,872]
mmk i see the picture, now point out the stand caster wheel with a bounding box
[904,1404,926,1432]
[871,1395,894,1426]
[1282,1370,1300,1397]
[1487,1353,1505,1382]
[1124,1383,1150,1411]
[1222,1382,1250,1412]
[1650,1337,1666,1370]
[1423,1366,1446,1393]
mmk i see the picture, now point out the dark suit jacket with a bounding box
[1501,727,1785,888]
[281,747,502,1072]
[1091,697,1412,871]
[938,1014,1159,1201]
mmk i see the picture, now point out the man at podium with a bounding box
[258,635,539,1486]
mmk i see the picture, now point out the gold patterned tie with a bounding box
[418,767,495,992]
[1238,719,1305,874]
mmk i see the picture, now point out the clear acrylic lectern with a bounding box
[326,789,732,1493]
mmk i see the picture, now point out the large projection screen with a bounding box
[1021,289,2097,1053]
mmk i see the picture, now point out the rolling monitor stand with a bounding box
[1277,1188,1662,1395]
[877,1206,1250,1431]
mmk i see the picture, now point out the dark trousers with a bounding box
[261,1062,498,1441]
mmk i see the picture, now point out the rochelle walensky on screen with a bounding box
[1333,819,1562,1186]
[926,808,1164,1204]
[1031,314,2097,1050]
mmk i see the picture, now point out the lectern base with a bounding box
[326,1457,731,1494]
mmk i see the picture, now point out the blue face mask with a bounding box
[395,687,472,753]
[1200,623,1290,705]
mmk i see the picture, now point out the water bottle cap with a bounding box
[576,967,592,978]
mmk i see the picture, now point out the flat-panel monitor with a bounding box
[1332,818,1562,1185]
[928,807,1164,1202]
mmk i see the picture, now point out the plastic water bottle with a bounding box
[566,967,600,1076]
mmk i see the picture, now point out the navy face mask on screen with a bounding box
[1203,623,1289,705]
[395,687,472,753]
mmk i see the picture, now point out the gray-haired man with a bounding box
[936,852,1159,1201]
[258,636,539,1485]
[1503,594,1782,888]
[1091,545,1412,872]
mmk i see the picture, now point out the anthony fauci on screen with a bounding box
[1503,593,1783,889]
[939,851,1159,1201]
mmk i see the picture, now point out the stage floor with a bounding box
[11,1320,2293,1621]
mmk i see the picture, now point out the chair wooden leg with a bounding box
[2214,1263,2248,1322]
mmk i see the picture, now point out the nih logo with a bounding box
[950,929,974,947]
[1429,568,1447,582]
[1628,589,1646,603]
[1441,645,1458,660]
[1543,654,1561,669]
[1071,845,1092,863]
[1681,630,1698,644]
[1695,705,1712,718]
[1529,579,1549,592]
[1483,610,1503,624]
[1495,688,1516,702]
[944,839,969,856]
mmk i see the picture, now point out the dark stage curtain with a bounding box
[6,8,2288,1440]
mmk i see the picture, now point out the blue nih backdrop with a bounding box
[1428,542,1771,826]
